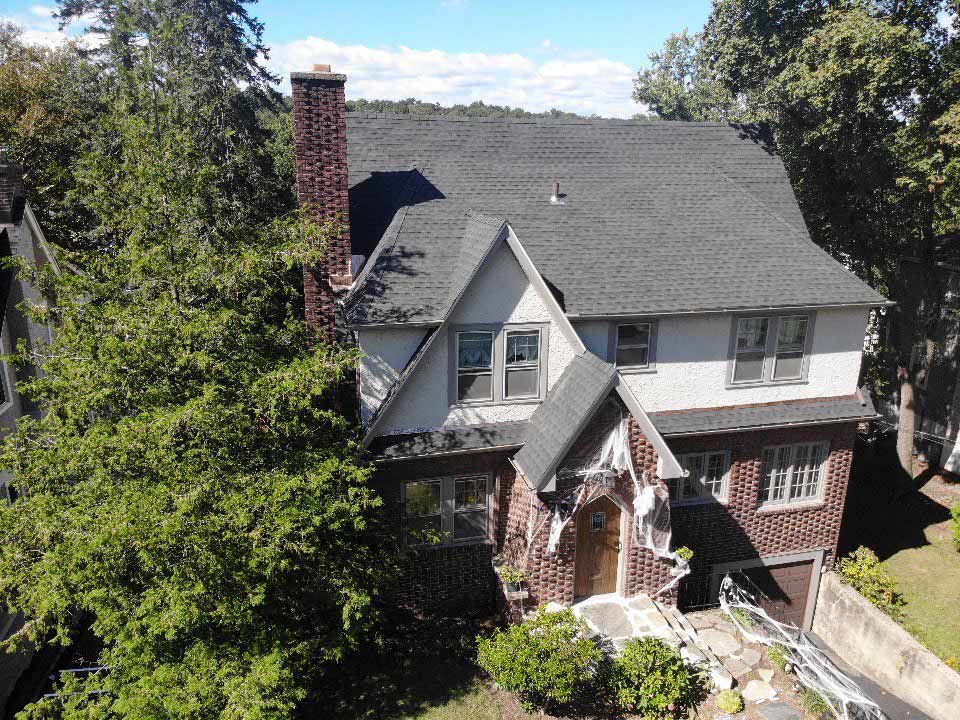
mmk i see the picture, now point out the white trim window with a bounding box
[668,451,730,504]
[732,317,769,383]
[456,331,494,402]
[504,329,540,399]
[772,316,809,381]
[403,474,491,545]
[615,323,651,368]
[760,442,829,506]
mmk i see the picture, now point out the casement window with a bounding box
[456,331,494,402]
[403,474,492,545]
[667,451,730,504]
[450,324,548,405]
[760,442,829,506]
[504,329,540,399]
[729,314,814,385]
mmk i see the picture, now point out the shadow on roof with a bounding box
[350,169,445,257]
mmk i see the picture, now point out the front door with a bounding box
[574,496,621,597]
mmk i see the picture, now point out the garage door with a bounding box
[737,560,814,628]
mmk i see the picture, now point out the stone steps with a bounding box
[658,602,734,690]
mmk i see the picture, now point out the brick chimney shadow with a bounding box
[350,169,445,258]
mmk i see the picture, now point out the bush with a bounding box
[675,545,694,561]
[715,689,744,713]
[800,687,832,718]
[951,502,960,552]
[607,637,702,718]
[769,642,792,672]
[836,546,905,620]
[476,608,600,712]
[730,607,754,630]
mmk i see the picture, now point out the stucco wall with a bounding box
[813,571,960,720]
[357,327,426,424]
[577,307,868,412]
[369,240,576,434]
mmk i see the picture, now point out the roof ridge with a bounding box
[346,112,742,128]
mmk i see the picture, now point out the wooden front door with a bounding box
[574,496,621,597]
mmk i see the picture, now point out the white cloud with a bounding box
[29,5,54,18]
[272,37,638,117]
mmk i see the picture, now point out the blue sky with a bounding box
[2,1,714,117]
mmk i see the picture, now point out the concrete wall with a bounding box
[813,571,960,720]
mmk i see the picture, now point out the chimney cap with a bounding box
[312,63,331,72]
[291,66,347,83]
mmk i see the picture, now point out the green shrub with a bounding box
[675,545,694,561]
[731,607,754,630]
[946,656,960,673]
[800,687,832,718]
[476,608,599,712]
[715,689,744,713]
[836,546,905,620]
[498,564,525,586]
[768,642,792,672]
[951,502,960,552]
[607,637,702,718]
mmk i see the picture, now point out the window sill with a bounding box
[725,379,809,390]
[756,500,826,515]
[449,398,541,410]
[670,497,727,509]
[616,365,657,375]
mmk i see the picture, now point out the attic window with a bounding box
[504,330,540,399]
[456,331,494,402]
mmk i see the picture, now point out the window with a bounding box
[450,324,548,405]
[668,451,729,504]
[733,317,769,383]
[504,330,540,399]
[591,512,606,530]
[760,442,829,506]
[773,316,808,380]
[403,474,491,545]
[615,323,651,368]
[457,331,494,402]
[730,314,814,385]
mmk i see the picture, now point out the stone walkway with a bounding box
[571,597,797,717]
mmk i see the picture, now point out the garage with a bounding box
[712,551,825,630]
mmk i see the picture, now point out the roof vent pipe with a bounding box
[550,179,564,205]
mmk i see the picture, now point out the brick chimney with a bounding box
[290,65,353,339]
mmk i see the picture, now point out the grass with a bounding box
[410,682,503,720]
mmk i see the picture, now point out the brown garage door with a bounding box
[737,560,814,628]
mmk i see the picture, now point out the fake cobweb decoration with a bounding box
[719,575,886,720]
[523,410,689,598]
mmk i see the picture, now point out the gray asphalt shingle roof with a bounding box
[513,351,618,489]
[649,395,878,437]
[343,115,886,326]
[368,422,527,461]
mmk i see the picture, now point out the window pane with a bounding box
[616,346,649,367]
[458,372,492,401]
[455,476,486,510]
[454,510,487,539]
[705,453,726,497]
[617,324,650,346]
[773,351,804,380]
[457,332,492,369]
[682,455,704,499]
[777,316,808,349]
[406,481,441,516]
[505,367,539,398]
[762,447,791,503]
[407,514,442,543]
[733,351,765,382]
[737,318,768,352]
[506,331,539,364]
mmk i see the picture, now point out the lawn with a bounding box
[843,446,960,666]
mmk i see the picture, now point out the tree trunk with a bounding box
[897,372,917,478]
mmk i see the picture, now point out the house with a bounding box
[0,149,59,713]
[289,67,888,630]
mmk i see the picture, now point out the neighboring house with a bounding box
[0,150,59,713]
[290,68,888,630]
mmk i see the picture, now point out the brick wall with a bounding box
[290,71,353,340]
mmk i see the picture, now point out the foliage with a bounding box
[946,656,960,673]
[715,688,744,714]
[769,642,792,672]
[607,636,703,718]
[675,545,694,562]
[952,502,960,551]
[836,546,905,620]
[476,608,600,712]
[731,607,754,630]
[800,687,832,718]
[0,2,393,719]
[346,97,589,119]
[498,564,525,586]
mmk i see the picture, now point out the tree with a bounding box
[0,2,393,718]
[636,0,959,475]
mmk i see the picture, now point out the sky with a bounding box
[1,1,714,117]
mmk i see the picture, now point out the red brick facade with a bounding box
[375,418,857,615]
[290,70,353,340]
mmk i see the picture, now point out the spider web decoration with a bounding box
[719,575,886,720]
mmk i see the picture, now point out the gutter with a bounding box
[658,413,882,438]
